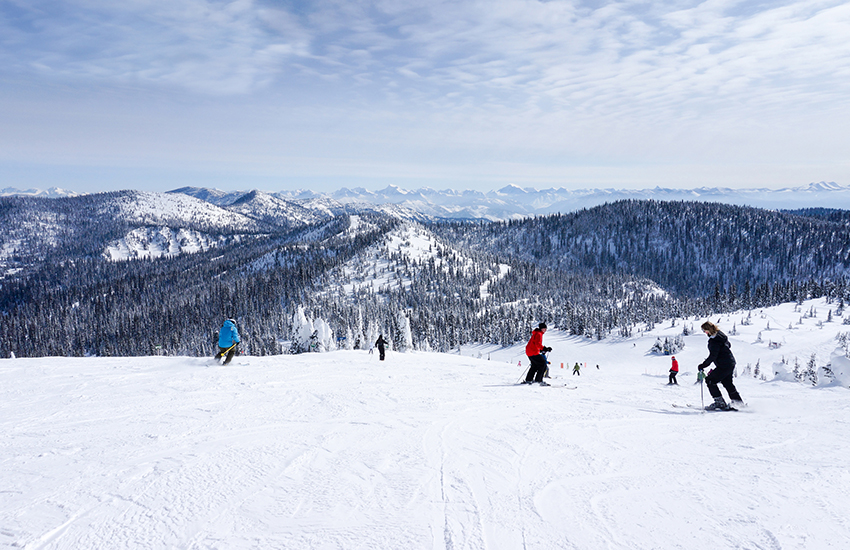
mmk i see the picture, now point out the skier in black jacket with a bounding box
[698,321,744,410]
[375,334,388,361]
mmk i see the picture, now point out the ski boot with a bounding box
[705,396,730,411]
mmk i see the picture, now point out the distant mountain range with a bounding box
[3,182,849,220]
[1,186,79,199]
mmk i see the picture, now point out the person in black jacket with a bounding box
[698,321,744,410]
[375,334,388,361]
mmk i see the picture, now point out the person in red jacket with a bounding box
[668,356,679,385]
[524,322,552,385]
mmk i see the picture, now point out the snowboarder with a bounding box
[524,323,552,385]
[698,321,744,410]
[668,356,679,385]
[214,318,240,365]
[375,334,388,361]
[573,362,581,376]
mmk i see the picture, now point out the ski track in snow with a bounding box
[3,302,850,549]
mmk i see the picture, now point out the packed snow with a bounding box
[2,298,850,549]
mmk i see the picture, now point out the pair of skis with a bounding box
[518,381,577,389]
[671,403,738,412]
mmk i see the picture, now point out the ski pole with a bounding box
[698,370,705,411]
[516,363,530,384]
[219,342,237,362]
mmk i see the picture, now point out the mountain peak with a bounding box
[805,181,844,192]
[496,184,530,195]
[378,185,408,196]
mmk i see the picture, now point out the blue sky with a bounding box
[1,0,848,194]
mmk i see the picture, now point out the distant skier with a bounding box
[524,323,552,385]
[668,356,679,385]
[375,334,388,361]
[214,318,240,365]
[698,321,744,410]
[572,362,581,376]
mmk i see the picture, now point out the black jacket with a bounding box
[698,331,736,372]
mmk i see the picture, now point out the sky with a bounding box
[1,0,849,194]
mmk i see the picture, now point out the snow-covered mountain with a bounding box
[274,181,850,220]
[323,222,511,299]
[225,190,329,229]
[106,190,272,233]
[9,181,850,221]
[0,186,79,198]
[169,180,850,220]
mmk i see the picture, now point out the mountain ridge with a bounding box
[5,181,849,221]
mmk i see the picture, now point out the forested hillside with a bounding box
[1,194,849,358]
[435,200,850,299]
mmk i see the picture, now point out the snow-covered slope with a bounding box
[106,191,269,232]
[103,227,240,261]
[167,186,246,206]
[226,190,327,229]
[2,297,848,549]
[333,222,509,297]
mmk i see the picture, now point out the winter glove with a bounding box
[542,346,552,353]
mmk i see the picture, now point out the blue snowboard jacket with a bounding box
[218,319,240,348]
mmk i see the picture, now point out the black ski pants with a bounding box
[215,344,238,365]
[669,371,678,384]
[705,366,742,401]
[526,354,548,383]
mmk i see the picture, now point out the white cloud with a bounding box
[1,0,849,191]
[4,0,847,112]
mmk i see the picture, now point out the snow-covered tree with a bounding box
[365,320,378,351]
[395,311,413,352]
[353,308,365,350]
[313,317,336,352]
[290,306,314,354]
[650,335,684,355]
[805,353,818,386]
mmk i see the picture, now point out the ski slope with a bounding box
[2,299,850,549]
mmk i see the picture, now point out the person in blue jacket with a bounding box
[214,318,240,365]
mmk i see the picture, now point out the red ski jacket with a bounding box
[526,328,545,357]
[671,358,679,372]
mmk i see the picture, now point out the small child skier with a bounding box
[668,356,679,385]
